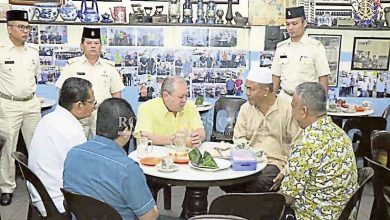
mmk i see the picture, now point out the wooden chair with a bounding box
[11,152,70,220]
[371,130,390,168]
[342,117,387,164]
[61,188,122,220]
[366,157,390,220]
[210,97,246,143]
[338,167,374,220]
[208,192,286,220]
[188,214,248,220]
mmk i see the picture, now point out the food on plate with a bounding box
[195,96,204,105]
[140,157,161,166]
[233,142,251,150]
[189,148,218,169]
[169,151,189,163]
[341,103,349,108]
[160,158,176,169]
[355,106,365,112]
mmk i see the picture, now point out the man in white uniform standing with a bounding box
[55,27,124,138]
[0,10,41,206]
[271,6,330,102]
[28,78,95,216]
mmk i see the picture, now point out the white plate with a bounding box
[155,164,178,173]
[256,154,267,163]
[188,158,231,171]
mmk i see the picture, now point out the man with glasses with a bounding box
[0,10,41,206]
[28,77,95,216]
[56,27,124,138]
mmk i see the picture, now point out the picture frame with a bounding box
[351,37,390,71]
[131,0,239,3]
[9,0,61,6]
[315,0,351,5]
[308,34,342,87]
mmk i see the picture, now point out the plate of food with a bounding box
[255,151,267,163]
[188,148,231,171]
[169,151,190,164]
[188,158,231,171]
[155,160,178,173]
[140,157,162,166]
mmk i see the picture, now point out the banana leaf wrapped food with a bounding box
[189,148,218,169]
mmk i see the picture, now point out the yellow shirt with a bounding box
[233,97,301,171]
[0,38,40,97]
[55,55,125,104]
[271,35,331,94]
[134,97,204,138]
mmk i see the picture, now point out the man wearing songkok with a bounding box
[271,6,330,102]
[55,27,124,138]
[281,82,358,219]
[64,98,159,220]
[223,67,300,193]
[28,78,95,216]
[134,76,206,147]
[0,10,41,206]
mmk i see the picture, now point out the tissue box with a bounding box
[230,149,257,171]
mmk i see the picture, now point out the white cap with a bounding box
[246,67,272,84]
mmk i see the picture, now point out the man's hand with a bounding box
[270,172,284,191]
[191,131,201,147]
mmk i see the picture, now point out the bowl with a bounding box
[34,2,59,22]
[233,16,248,26]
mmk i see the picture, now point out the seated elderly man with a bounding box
[28,77,95,216]
[281,82,358,219]
[223,67,300,193]
[134,76,206,146]
[64,98,159,220]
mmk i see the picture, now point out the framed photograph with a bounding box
[351,37,390,71]
[191,0,239,3]
[316,0,351,5]
[9,0,60,5]
[308,34,342,87]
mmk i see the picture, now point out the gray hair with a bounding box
[295,82,327,116]
[160,76,187,97]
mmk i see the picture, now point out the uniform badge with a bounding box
[77,72,86,75]
[91,31,95,37]
[5,61,14,64]
[288,11,291,16]
[24,14,27,20]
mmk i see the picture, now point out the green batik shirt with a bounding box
[281,116,358,219]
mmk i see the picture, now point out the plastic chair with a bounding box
[208,192,286,220]
[61,188,122,220]
[11,152,70,220]
[342,117,387,164]
[366,157,390,220]
[210,97,246,143]
[188,214,248,220]
[371,130,390,168]
[338,167,374,220]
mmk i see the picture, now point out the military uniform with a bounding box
[271,35,330,101]
[0,37,41,194]
[55,55,124,137]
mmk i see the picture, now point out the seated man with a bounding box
[28,77,95,215]
[134,76,206,147]
[63,98,159,220]
[225,67,300,193]
[281,82,358,219]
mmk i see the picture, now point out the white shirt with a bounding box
[28,106,86,215]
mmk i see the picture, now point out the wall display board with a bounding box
[351,37,390,71]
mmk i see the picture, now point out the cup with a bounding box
[173,131,187,149]
[137,137,153,158]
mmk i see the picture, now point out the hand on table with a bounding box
[190,131,202,147]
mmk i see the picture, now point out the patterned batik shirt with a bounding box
[281,116,358,220]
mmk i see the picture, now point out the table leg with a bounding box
[183,187,208,219]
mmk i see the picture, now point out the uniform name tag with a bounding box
[4,61,14,64]
[77,72,85,75]
[280,55,287,58]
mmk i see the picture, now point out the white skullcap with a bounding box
[246,67,272,84]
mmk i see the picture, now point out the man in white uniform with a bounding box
[28,77,95,216]
[55,27,124,138]
[271,6,330,102]
[0,10,41,206]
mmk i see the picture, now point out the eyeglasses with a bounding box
[9,24,32,32]
[83,99,97,107]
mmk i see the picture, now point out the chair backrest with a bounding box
[382,105,390,120]
[0,135,5,153]
[366,157,390,220]
[343,117,387,159]
[188,214,248,220]
[384,187,390,220]
[209,192,285,220]
[61,188,122,220]
[211,97,246,142]
[338,167,374,220]
[371,130,390,168]
[11,152,69,220]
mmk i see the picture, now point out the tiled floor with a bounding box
[0,177,373,220]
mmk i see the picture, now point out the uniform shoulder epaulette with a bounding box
[26,43,39,51]
[100,58,115,66]
[66,56,82,65]
[307,37,322,46]
[276,39,288,48]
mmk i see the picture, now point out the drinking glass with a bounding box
[173,131,187,150]
[137,137,153,158]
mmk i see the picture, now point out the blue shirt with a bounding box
[63,136,155,220]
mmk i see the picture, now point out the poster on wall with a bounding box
[39,25,68,44]
[182,28,209,47]
[137,28,164,47]
[209,29,237,47]
[249,0,297,25]
[108,27,137,46]
[351,37,390,71]
[308,34,342,87]
[27,25,39,44]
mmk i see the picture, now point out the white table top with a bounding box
[128,142,266,182]
[327,108,374,117]
[40,97,56,109]
[196,103,213,113]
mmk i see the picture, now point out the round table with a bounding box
[128,142,266,218]
[328,109,374,127]
[196,103,213,113]
[40,97,56,110]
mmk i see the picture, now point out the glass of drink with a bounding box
[173,131,187,150]
[137,137,153,158]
